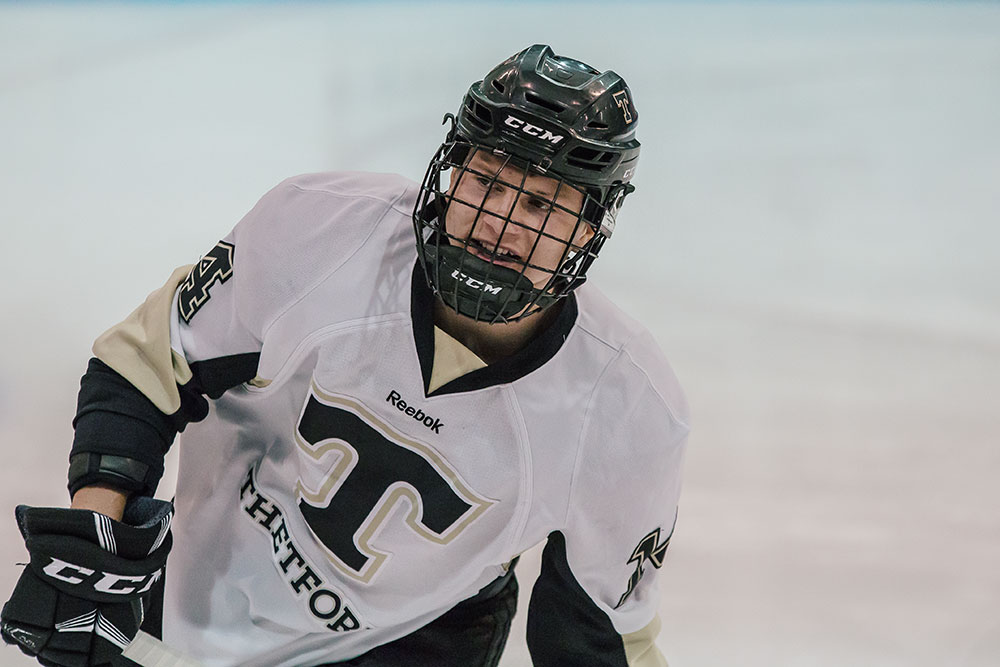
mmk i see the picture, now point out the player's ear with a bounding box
[573,223,596,248]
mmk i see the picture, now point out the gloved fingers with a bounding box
[2,567,59,645]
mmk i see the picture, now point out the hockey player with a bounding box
[2,45,689,666]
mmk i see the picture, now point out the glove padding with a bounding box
[2,497,173,666]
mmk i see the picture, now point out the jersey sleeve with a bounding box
[527,331,690,666]
[69,173,400,497]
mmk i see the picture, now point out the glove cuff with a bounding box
[16,498,172,560]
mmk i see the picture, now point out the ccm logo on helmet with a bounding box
[503,115,564,144]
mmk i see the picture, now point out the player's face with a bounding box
[444,150,593,289]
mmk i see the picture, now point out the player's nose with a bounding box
[484,184,521,215]
[474,210,508,242]
[481,191,529,234]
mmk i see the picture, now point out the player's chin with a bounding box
[521,268,558,292]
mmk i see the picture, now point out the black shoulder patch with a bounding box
[615,524,673,609]
[178,240,234,323]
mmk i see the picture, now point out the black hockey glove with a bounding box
[1,497,172,667]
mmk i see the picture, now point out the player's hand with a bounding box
[1,497,172,666]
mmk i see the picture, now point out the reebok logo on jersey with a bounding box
[386,390,443,433]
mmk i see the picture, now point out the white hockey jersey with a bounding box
[89,172,689,666]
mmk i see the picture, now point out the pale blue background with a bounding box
[1,2,998,665]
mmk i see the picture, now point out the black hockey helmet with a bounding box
[413,44,640,323]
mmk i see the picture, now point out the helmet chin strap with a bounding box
[423,244,558,323]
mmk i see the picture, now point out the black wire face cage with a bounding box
[413,137,610,324]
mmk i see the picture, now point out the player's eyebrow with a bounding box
[522,173,560,199]
[468,152,573,201]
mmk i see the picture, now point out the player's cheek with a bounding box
[529,242,561,275]
[542,217,575,252]
[445,202,474,235]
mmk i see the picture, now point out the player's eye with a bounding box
[527,196,552,211]
[475,176,504,195]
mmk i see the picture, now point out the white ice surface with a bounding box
[1,2,998,666]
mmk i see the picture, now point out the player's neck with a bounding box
[432,298,561,366]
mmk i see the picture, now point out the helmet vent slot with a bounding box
[587,121,609,130]
[466,100,492,129]
[491,79,506,94]
[567,147,616,171]
[525,92,565,113]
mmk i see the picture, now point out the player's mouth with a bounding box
[466,237,523,267]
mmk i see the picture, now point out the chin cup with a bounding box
[423,244,556,323]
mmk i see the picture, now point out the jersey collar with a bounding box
[410,261,578,397]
